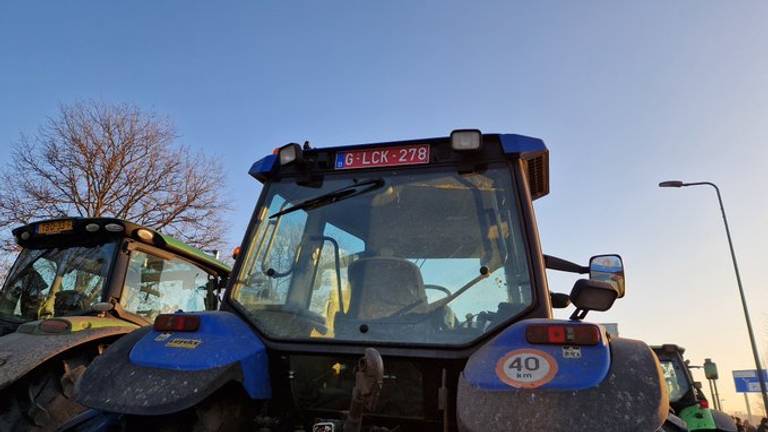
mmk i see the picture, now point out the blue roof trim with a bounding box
[499,134,547,158]
[248,155,277,183]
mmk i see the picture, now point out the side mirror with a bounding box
[569,279,619,320]
[694,381,703,390]
[550,292,571,309]
[703,358,719,380]
[589,254,625,298]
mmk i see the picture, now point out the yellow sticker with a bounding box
[166,338,202,349]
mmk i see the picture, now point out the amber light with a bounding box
[526,324,601,345]
[39,319,71,333]
[154,314,201,332]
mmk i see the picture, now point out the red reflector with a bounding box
[699,399,709,409]
[154,314,201,332]
[548,326,566,343]
[39,319,71,333]
[526,324,601,345]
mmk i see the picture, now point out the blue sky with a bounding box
[3,0,768,414]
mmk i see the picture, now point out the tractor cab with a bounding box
[0,218,229,335]
[653,345,703,412]
[232,131,550,348]
[652,344,737,432]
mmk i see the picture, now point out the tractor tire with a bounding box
[0,355,90,432]
[119,384,251,432]
[657,413,688,432]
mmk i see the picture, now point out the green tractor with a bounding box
[652,344,737,432]
[0,217,230,431]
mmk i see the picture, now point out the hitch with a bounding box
[344,348,384,432]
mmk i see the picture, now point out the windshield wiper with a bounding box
[270,179,385,219]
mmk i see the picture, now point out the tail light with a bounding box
[526,324,601,345]
[39,319,71,333]
[154,314,201,332]
[699,399,709,409]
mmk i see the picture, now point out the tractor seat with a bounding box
[345,257,427,320]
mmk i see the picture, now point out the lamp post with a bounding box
[659,180,768,415]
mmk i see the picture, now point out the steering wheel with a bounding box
[424,284,451,298]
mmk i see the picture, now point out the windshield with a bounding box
[231,165,533,346]
[658,355,691,402]
[0,242,117,321]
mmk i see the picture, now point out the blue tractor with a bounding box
[68,131,669,431]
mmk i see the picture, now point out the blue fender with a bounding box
[76,311,271,416]
[129,311,270,398]
[457,318,668,431]
[462,318,610,391]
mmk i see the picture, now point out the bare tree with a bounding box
[0,101,228,250]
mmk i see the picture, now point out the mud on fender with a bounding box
[75,312,271,416]
[457,337,669,432]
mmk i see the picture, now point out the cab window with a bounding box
[0,243,115,320]
[232,166,534,346]
[236,195,308,307]
[659,358,690,402]
[121,250,217,320]
[308,223,365,335]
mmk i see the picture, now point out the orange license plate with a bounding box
[37,220,74,235]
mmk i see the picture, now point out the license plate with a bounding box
[335,144,430,170]
[37,220,74,235]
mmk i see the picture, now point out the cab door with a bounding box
[114,242,224,323]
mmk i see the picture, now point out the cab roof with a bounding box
[12,217,230,275]
[249,132,550,200]
[651,344,686,355]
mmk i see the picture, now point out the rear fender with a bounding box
[0,317,136,390]
[75,311,270,416]
[462,318,611,391]
[711,409,738,432]
[457,318,668,431]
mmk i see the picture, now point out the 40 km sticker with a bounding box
[496,349,558,389]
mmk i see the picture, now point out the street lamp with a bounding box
[659,180,768,415]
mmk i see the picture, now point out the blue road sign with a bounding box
[733,369,768,393]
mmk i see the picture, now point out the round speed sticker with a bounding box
[496,349,558,389]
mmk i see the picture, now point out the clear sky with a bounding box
[3,0,768,415]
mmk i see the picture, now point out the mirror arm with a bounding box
[569,308,589,321]
[544,254,589,274]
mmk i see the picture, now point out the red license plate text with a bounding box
[335,144,430,170]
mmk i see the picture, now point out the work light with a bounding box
[104,223,124,232]
[279,143,303,165]
[135,228,155,242]
[450,129,482,151]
